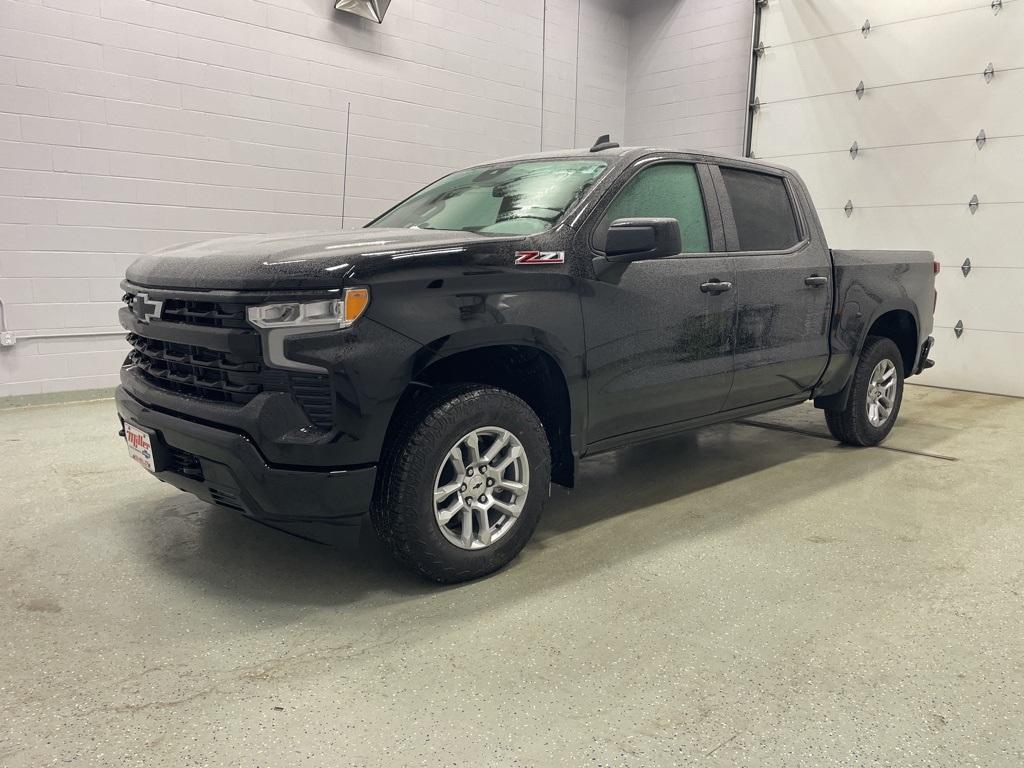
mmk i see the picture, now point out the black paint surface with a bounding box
[118,147,936,523]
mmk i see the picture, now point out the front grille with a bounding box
[123,292,333,429]
[126,333,264,404]
[160,298,250,328]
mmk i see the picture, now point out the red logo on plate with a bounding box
[126,429,148,451]
[515,251,565,265]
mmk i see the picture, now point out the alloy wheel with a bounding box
[432,427,530,550]
[866,358,898,427]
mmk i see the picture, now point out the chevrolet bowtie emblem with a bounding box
[133,293,163,323]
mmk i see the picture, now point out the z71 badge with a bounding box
[515,251,565,265]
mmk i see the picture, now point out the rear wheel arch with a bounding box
[815,306,918,412]
[824,335,905,446]
[864,308,918,376]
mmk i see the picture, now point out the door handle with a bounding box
[804,275,829,287]
[700,280,732,294]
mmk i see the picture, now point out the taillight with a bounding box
[933,260,941,274]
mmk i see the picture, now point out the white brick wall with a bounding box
[625,0,753,155]
[541,0,628,150]
[0,0,750,396]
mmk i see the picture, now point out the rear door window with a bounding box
[594,163,710,253]
[719,168,801,252]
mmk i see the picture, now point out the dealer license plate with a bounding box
[124,422,156,473]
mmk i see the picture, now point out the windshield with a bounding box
[367,159,609,236]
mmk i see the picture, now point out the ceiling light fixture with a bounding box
[335,0,392,23]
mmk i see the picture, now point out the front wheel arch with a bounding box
[385,340,578,488]
[371,383,551,582]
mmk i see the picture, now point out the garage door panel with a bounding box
[818,205,1024,270]
[755,1,1023,397]
[760,0,984,44]
[758,5,1023,103]
[933,268,1024,334]
[917,326,1024,397]
[780,137,1024,207]
[753,69,1024,157]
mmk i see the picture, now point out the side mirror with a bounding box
[604,218,682,262]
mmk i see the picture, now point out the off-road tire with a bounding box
[371,384,550,583]
[825,335,905,447]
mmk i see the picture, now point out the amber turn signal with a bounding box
[343,287,370,323]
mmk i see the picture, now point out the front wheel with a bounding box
[371,385,550,583]
[824,335,905,447]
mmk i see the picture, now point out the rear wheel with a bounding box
[371,384,550,583]
[825,335,904,447]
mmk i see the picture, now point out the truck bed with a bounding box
[813,248,936,402]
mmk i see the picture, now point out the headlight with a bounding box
[247,288,370,330]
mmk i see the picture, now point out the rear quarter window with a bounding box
[720,168,801,252]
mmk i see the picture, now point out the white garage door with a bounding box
[751,0,1024,397]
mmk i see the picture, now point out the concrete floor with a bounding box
[1,386,1022,767]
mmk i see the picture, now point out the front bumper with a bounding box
[115,386,377,532]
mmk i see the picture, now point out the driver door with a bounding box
[581,160,736,445]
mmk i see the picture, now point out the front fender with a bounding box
[365,267,588,448]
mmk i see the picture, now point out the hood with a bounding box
[124,228,512,290]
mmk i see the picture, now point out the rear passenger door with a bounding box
[712,165,832,410]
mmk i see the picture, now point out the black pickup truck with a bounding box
[116,139,936,582]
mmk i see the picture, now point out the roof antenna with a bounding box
[590,134,620,152]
